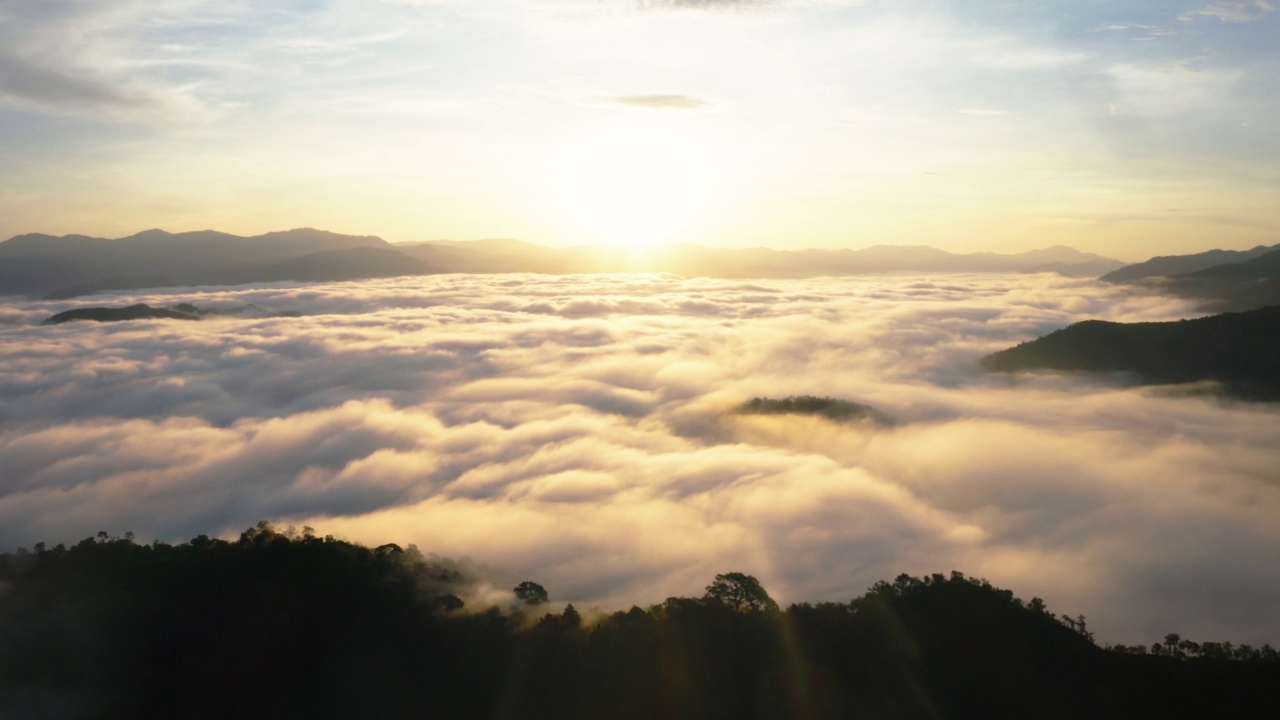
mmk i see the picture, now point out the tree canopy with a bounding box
[1,527,1276,720]
[515,580,550,606]
[704,572,780,613]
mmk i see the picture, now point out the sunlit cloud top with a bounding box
[0,0,1276,257]
[3,273,1280,644]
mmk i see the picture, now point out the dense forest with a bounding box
[2,525,1276,719]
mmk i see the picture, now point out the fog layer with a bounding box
[2,273,1277,644]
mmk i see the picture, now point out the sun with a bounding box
[568,138,696,252]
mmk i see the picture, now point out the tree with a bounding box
[704,572,779,613]
[514,581,549,607]
[562,603,581,629]
[436,594,464,614]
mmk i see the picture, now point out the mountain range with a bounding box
[0,228,417,299]
[1100,244,1280,283]
[0,228,1123,299]
[8,227,1278,311]
[362,238,1125,278]
[1102,244,1280,312]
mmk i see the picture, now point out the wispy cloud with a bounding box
[0,52,149,112]
[600,94,710,109]
[1181,1,1276,22]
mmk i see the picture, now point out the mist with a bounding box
[2,272,1277,645]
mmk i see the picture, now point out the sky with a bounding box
[4,273,1280,645]
[1,0,1277,258]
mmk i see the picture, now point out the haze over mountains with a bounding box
[0,228,1125,300]
[12,226,1280,415]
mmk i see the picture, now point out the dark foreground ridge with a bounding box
[2,525,1276,720]
[981,305,1280,400]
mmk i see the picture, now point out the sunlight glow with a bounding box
[569,139,696,251]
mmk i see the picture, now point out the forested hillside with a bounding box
[981,305,1280,399]
[2,525,1276,720]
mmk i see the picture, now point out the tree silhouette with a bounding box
[704,572,779,613]
[3,531,1278,720]
[515,580,549,606]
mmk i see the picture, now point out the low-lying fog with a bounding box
[2,273,1278,644]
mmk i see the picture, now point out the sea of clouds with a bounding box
[2,272,1278,644]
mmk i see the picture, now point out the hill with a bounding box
[1101,245,1280,312]
[1159,248,1280,311]
[0,228,413,299]
[981,305,1280,399]
[42,304,202,325]
[1101,244,1280,284]
[1,526,1275,719]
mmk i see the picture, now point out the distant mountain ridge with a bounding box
[1102,245,1280,312]
[0,228,1124,299]
[1101,244,1280,284]
[0,228,434,299]
[395,240,1122,279]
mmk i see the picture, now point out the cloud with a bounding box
[600,94,710,109]
[0,1,158,117]
[0,52,148,112]
[1181,1,1276,22]
[637,0,867,8]
[2,273,1280,646]
[645,0,764,7]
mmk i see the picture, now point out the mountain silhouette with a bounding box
[0,228,420,299]
[1101,244,1280,312]
[981,305,1280,399]
[1101,244,1280,284]
[42,303,202,325]
[1,229,1124,299]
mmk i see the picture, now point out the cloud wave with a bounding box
[2,273,1278,645]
